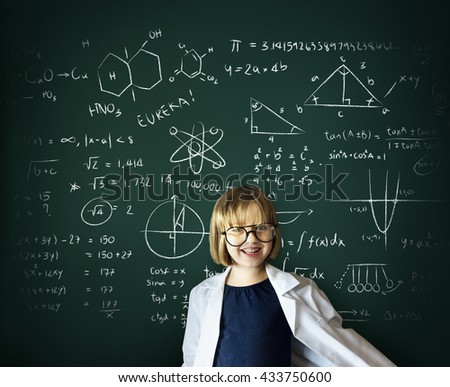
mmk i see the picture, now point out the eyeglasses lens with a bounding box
[225,223,275,246]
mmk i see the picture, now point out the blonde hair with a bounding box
[209,185,281,266]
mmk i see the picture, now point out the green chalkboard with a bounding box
[2,0,450,366]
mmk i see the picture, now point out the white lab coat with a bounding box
[182,263,395,367]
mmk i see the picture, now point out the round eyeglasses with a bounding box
[221,223,278,247]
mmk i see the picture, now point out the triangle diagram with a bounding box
[174,205,186,231]
[304,64,382,108]
[250,97,304,135]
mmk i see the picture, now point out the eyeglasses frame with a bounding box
[221,222,278,247]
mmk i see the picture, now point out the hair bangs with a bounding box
[224,199,267,228]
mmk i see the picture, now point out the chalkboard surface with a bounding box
[2,0,449,366]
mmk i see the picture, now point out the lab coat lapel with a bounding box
[193,267,230,366]
[266,264,336,366]
[265,264,299,334]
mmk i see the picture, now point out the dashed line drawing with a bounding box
[334,263,403,295]
[250,97,304,135]
[304,64,382,108]
[143,196,207,260]
[169,121,226,174]
[97,40,162,101]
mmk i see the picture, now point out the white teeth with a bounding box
[243,248,259,253]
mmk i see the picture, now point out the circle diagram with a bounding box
[81,197,114,226]
[144,196,206,259]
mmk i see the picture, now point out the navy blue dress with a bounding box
[213,278,292,367]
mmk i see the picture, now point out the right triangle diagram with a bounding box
[250,97,304,135]
[304,64,382,108]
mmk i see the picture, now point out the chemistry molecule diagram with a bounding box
[97,41,162,101]
[97,38,217,101]
[169,43,218,84]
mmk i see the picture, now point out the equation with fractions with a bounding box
[146,267,188,328]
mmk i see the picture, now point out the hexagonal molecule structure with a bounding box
[98,53,132,97]
[180,49,202,79]
[128,48,162,90]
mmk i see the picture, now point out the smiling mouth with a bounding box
[241,247,261,255]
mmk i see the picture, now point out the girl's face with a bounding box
[225,202,273,270]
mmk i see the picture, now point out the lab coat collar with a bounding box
[266,263,300,295]
[202,263,300,292]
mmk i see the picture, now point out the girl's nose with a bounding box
[246,229,259,243]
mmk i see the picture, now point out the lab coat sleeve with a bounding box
[291,277,396,366]
[323,318,396,366]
